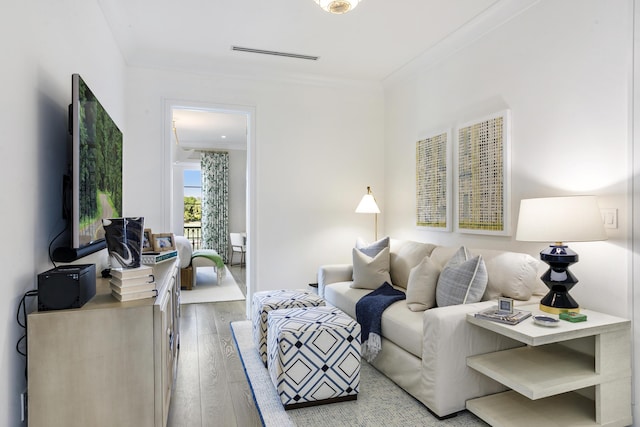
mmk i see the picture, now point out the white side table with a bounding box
[465,304,631,427]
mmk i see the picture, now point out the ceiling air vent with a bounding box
[231,46,319,61]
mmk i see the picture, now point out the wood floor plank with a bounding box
[198,333,237,427]
[228,379,263,427]
[168,266,254,427]
[195,303,219,335]
[167,347,202,426]
[213,300,249,336]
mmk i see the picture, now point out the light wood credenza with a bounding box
[27,260,180,427]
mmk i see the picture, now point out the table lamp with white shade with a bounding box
[516,195,607,314]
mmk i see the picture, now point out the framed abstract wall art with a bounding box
[454,110,511,236]
[416,129,451,231]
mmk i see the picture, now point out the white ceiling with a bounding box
[97,0,522,155]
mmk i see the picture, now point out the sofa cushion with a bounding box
[389,239,438,289]
[356,236,390,257]
[324,281,423,358]
[431,246,542,301]
[351,246,392,290]
[405,256,440,311]
[436,247,488,306]
[480,250,540,300]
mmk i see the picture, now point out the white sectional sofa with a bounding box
[317,239,544,418]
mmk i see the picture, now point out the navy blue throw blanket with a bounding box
[355,282,406,362]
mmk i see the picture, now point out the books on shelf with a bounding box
[110,265,157,301]
[111,265,153,280]
[112,289,158,302]
[110,281,156,295]
[141,250,177,265]
[110,274,155,288]
[474,306,532,325]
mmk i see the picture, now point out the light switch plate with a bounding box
[600,208,618,229]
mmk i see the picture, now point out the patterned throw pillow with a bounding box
[406,256,441,311]
[436,246,488,307]
[351,246,392,290]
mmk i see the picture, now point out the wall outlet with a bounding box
[20,390,27,423]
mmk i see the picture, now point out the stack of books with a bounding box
[110,265,157,302]
[141,250,178,265]
[474,306,532,325]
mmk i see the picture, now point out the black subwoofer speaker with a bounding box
[37,264,96,311]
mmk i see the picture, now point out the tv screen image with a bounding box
[53,74,123,262]
[72,74,123,249]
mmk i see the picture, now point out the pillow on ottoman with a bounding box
[436,246,488,307]
[405,256,440,311]
[351,246,392,290]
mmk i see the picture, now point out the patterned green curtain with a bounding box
[201,152,229,263]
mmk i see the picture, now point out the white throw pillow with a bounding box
[405,256,440,311]
[389,239,437,289]
[436,246,488,306]
[350,246,392,290]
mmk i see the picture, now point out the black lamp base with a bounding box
[539,245,581,315]
[539,287,580,314]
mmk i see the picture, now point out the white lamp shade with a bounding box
[355,194,380,214]
[516,196,607,243]
[355,190,380,214]
[314,0,361,14]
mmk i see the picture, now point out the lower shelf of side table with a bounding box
[467,390,629,427]
[466,344,598,399]
[467,390,600,427]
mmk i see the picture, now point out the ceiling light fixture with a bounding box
[314,0,362,14]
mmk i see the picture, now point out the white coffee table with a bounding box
[465,304,631,426]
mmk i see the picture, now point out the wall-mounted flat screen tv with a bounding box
[53,74,123,262]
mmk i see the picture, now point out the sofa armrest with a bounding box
[420,301,524,417]
[317,264,353,298]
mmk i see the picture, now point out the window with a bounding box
[183,169,202,248]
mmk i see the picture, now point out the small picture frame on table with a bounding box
[152,233,176,252]
[498,297,514,314]
[142,229,154,252]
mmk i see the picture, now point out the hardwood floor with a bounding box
[167,265,262,427]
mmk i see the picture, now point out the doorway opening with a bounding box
[164,100,255,314]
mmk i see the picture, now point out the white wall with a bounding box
[385,2,636,417]
[1,1,127,425]
[383,0,632,317]
[126,67,385,293]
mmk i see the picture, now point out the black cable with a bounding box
[16,290,37,328]
[16,290,38,379]
[48,224,68,268]
[49,174,71,267]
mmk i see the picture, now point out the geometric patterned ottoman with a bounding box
[266,306,361,409]
[252,289,325,366]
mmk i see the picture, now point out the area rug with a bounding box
[180,266,245,304]
[230,320,486,427]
